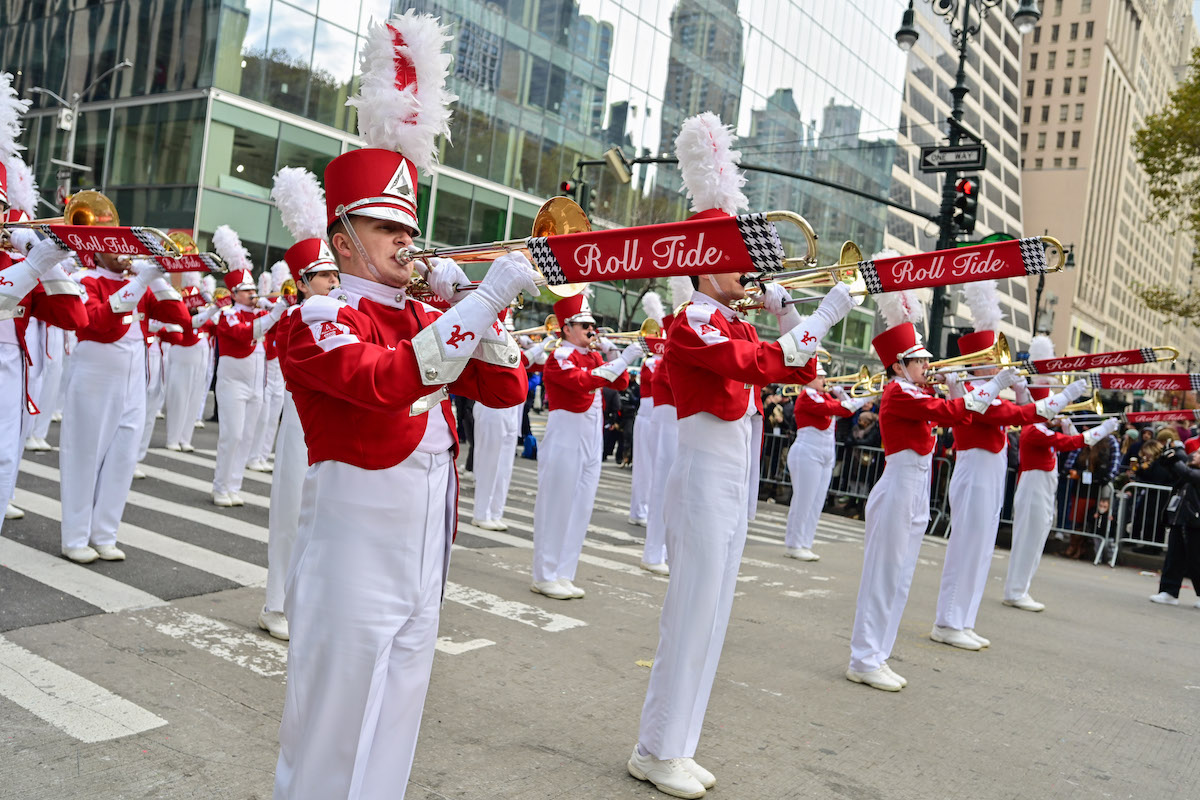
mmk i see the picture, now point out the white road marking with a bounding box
[127,462,270,508]
[0,537,164,613]
[444,582,586,633]
[133,607,288,678]
[435,637,495,655]
[150,447,272,485]
[458,520,660,579]
[784,589,832,599]
[0,635,168,742]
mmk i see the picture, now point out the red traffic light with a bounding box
[954,178,976,195]
[560,180,576,194]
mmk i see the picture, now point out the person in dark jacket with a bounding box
[1149,438,1200,608]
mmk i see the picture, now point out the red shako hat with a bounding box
[955,329,995,357]
[1029,385,1053,401]
[284,238,337,284]
[1185,438,1200,455]
[223,269,255,293]
[872,323,933,370]
[554,293,595,326]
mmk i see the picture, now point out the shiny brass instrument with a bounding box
[733,241,864,313]
[168,230,200,256]
[825,365,872,387]
[213,287,233,308]
[512,314,559,338]
[926,332,1015,375]
[1061,395,1105,416]
[2,190,120,250]
[598,318,663,342]
[849,371,887,398]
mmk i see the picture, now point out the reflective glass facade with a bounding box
[3,0,909,354]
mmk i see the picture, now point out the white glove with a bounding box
[256,297,272,309]
[472,252,540,315]
[518,334,533,348]
[762,283,791,316]
[942,371,965,399]
[597,337,617,355]
[7,228,43,256]
[426,257,471,304]
[992,366,1019,390]
[268,298,288,320]
[1061,378,1089,403]
[784,283,854,355]
[1012,376,1032,405]
[840,395,871,413]
[1060,418,1078,436]
[200,289,214,304]
[130,258,165,285]
[964,367,1017,414]
[619,342,642,366]
[20,237,72,276]
[1083,417,1120,446]
[830,385,849,401]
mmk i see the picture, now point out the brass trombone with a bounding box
[825,365,872,386]
[1,190,182,257]
[733,241,864,313]
[599,318,663,342]
[512,314,559,338]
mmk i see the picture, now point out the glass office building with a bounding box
[2,0,908,356]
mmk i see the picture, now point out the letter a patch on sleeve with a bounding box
[310,319,357,351]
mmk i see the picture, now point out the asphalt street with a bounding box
[1,410,1197,800]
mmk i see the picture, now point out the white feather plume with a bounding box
[669,276,694,309]
[961,279,1003,332]
[674,112,748,215]
[212,225,251,274]
[271,167,327,242]
[257,270,272,296]
[641,291,664,325]
[348,10,457,171]
[201,275,216,295]
[876,289,926,329]
[181,272,200,288]
[2,155,37,217]
[1028,334,1055,362]
[271,260,289,291]
[0,72,30,161]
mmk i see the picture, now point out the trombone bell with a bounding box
[927,332,1013,372]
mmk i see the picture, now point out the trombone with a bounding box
[1,190,182,257]
[512,314,559,338]
[733,241,865,313]
[599,318,663,342]
[825,365,872,386]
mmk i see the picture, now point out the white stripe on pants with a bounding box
[165,343,208,448]
[0,345,24,534]
[849,449,931,674]
[1003,468,1057,601]
[275,451,453,800]
[137,343,167,461]
[784,425,836,550]
[213,351,264,496]
[531,404,601,583]
[638,412,753,759]
[471,402,520,523]
[936,447,1007,630]
[642,404,678,566]
[629,397,656,523]
[59,338,147,550]
[251,358,285,463]
[31,327,65,440]
[265,393,305,614]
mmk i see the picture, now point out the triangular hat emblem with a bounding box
[383,159,415,201]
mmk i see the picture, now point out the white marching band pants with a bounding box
[137,342,168,462]
[213,351,265,496]
[642,403,678,566]
[199,340,215,422]
[31,325,65,440]
[250,357,285,463]
[784,425,836,550]
[0,343,24,534]
[1003,468,1057,601]
[471,401,521,523]
[275,450,455,800]
[265,393,304,615]
[165,342,209,448]
[936,447,1007,631]
[638,412,753,759]
[59,337,147,551]
[629,396,656,523]
[531,403,602,583]
[849,449,932,674]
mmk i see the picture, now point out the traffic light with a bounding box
[559,179,577,198]
[953,176,979,234]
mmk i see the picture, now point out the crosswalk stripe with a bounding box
[20,460,268,544]
[14,489,267,587]
[131,462,270,508]
[149,447,273,485]
[0,635,168,743]
[0,538,164,613]
[435,637,495,655]
[133,606,287,678]
[457,518,662,580]
[444,582,585,633]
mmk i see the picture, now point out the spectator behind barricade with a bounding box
[1122,439,1174,553]
[616,377,639,467]
[1118,427,1141,469]
[1148,439,1200,609]
[1063,427,1120,559]
[761,404,790,497]
[602,385,622,462]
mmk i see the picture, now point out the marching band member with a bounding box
[469,308,526,531]
[628,291,664,527]
[932,284,1087,650]
[782,356,869,561]
[629,112,852,799]
[197,274,218,427]
[530,290,639,599]
[133,318,184,476]
[25,321,65,451]
[164,276,219,452]
[640,276,694,575]
[247,263,290,473]
[210,225,287,507]
[273,13,535,798]
[60,245,187,562]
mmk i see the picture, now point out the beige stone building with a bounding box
[1021,0,1199,365]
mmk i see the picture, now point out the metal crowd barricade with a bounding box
[759,429,794,495]
[1106,481,1175,567]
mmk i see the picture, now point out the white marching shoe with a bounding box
[784,547,820,561]
[25,436,51,452]
[472,519,509,532]
[94,545,126,561]
[50,411,62,423]
[640,561,670,576]
[1149,591,1179,606]
[180,443,195,453]
[559,578,585,598]
[229,492,245,507]
[880,662,907,688]
[132,466,147,480]
[246,459,272,473]
[258,610,290,641]
[930,625,982,651]
[212,492,234,507]
[845,666,902,692]
[627,747,707,798]
[628,516,647,527]
[1003,594,1046,612]
[165,442,182,451]
[5,503,25,520]
[62,546,99,564]
[964,629,990,648]
[530,579,575,600]
[194,420,205,429]
[680,758,716,789]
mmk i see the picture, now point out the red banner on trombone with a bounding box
[1087,373,1200,392]
[642,336,666,356]
[39,225,180,258]
[157,253,226,273]
[1124,410,1200,423]
[856,237,1050,294]
[527,213,785,285]
[1024,348,1169,374]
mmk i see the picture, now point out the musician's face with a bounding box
[896,357,931,386]
[302,270,340,297]
[702,271,748,305]
[332,216,415,289]
[234,288,255,307]
[809,375,825,391]
[563,320,595,348]
[96,253,127,272]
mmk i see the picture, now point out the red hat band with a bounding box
[1029,386,1052,401]
[224,269,255,292]
[872,323,932,369]
[324,149,421,235]
[956,330,995,357]
[554,294,595,326]
[285,239,338,284]
[4,208,29,223]
[1185,438,1200,456]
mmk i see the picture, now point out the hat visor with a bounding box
[566,313,596,325]
[343,205,421,237]
[302,260,340,276]
[816,366,827,376]
[897,345,933,360]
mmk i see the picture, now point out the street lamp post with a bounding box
[895,0,1041,355]
[29,58,132,204]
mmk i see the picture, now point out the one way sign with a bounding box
[919,144,987,172]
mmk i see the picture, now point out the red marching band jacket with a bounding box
[639,354,656,400]
[792,387,854,431]
[878,379,972,457]
[950,378,1045,453]
[178,315,215,347]
[278,293,527,471]
[74,272,189,343]
[1018,424,1084,474]
[668,295,816,420]
[543,343,630,413]
[215,306,270,359]
[0,251,88,347]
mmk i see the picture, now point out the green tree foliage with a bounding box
[1132,47,1200,321]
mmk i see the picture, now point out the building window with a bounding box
[1033,27,1041,44]
[1037,132,1046,149]
[1056,131,1065,148]
[1023,106,1031,123]
[1053,157,1062,167]
[1066,49,1075,68]
[1021,133,1028,150]
[1071,131,1080,148]
[1078,76,1087,94]
[1035,157,1044,168]
[1041,105,1050,122]
[1085,21,1094,39]
[1059,104,1068,122]
[1053,0,1062,14]
[1063,77,1072,94]
[1045,78,1054,95]
[1082,48,1091,67]
[1075,103,1084,120]
[1048,51,1056,69]
[1026,79,1035,97]
[1069,157,1078,167]
[1081,0,1092,11]
[1070,22,1078,40]
[1051,24,1059,43]
[1030,52,1038,70]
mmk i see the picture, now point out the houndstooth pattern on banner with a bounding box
[1018,237,1048,274]
[1139,347,1157,364]
[1191,374,1200,392]
[733,214,786,273]
[526,237,566,285]
[1088,374,1104,389]
[857,260,883,294]
[132,227,172,257]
